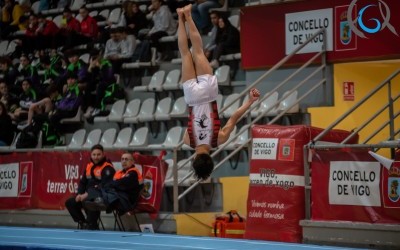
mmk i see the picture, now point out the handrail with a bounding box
[310,69,400,144]
[304,68,400,220]
[362,111,400,144]
[217,28,327,116]
[341,93,400,144]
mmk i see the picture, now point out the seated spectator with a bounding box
[1,0,31,38]
[209,16,240,69]
[0,81,19,118]
[65,144,115,230]
[61,49,88,93]
[17,54,40,91]
[105,27,136,74]
[0,102,15,146]
[204,10,220,61]
[192,0,222,34]
[64,5,98,50]
[36,13,59,50]
[57,7,81,51]
[35,56,62,93]
[0,56,19,89]
[20,13,59,54]
[24,84,61,128]
[79,5,98,40]
[118,1,149,37]
[85,152,143,216]
[0,0,16,38]
[13,78,38,122]
[49,72,82,132]
[84,50,115,118]
[104,28,122,60]
[49,49,65,71]
[19,13,39,55]
[142,0,177,61]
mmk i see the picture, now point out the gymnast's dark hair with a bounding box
[192,153,214,181]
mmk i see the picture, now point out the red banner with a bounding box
[133,152,168,214]
[0,151,167,214]
[312,150,400,223]
[0,153,35,209]
[241,0,400,69]
[245,125,356,243]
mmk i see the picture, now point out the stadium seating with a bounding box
[148,126,184,149]
[123,99,141,121]
[60,106,83,124]
[277,90,299,114]
[100,128,117,149]
[133,70,165,92]
[221,93,241,118]
[154,97,172,121]
[124,98,155,124]
[113,127,133,148]
[169,97,188,119]
[82,129,102,150]
[65,129,87,150]
[215,65,231,86]
[129,127,149,148]
[250,91,279,118]
[162,69,181,92]
[94,99,126,123]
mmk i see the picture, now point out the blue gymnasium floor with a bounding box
[0,226,362,250]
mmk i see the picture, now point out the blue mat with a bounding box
[0,226,361,250]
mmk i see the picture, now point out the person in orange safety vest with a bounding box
[85,152,143,215]
[65,144,115,230]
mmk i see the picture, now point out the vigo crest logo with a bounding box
[387,164,400,203]
[347,0,398,38]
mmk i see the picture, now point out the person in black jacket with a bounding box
[65,144,115,230]
[209,16,240,69]
[0,101,15,146]
[86,152,143,216]
[0,57,19,92]
[121,1,148,37]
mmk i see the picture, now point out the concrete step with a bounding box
[0,209,176,233]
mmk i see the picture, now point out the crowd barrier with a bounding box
[245,125,400,243]
[0,151,167,216]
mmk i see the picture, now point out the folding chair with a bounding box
[112,205,141,232]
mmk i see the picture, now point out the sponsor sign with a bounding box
[252,138,279,160]
[312,150,400,223]
[285,8,333,54]
[328,161,381,206]
[0,163,19,197]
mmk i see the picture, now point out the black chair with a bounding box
[112,206,141,232]
[84,198,141,232]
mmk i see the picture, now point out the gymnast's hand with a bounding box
[249,88,260,103]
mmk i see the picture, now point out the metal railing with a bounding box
[303,69,400,219]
